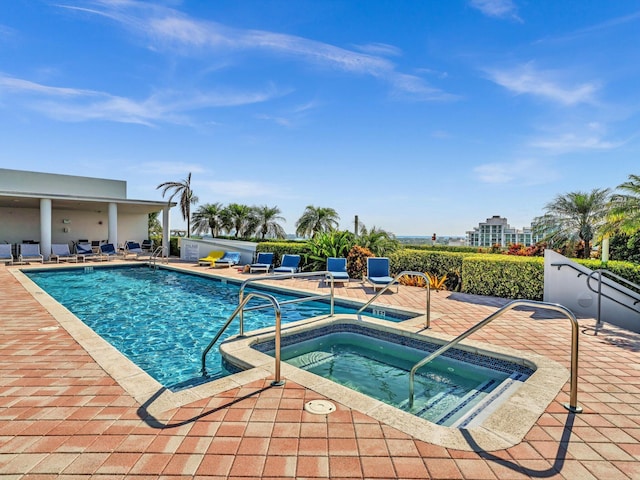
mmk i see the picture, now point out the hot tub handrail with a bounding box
[201,291,284,386]
[357,270,431,328]
[408,299,582,414]
[237,271,336,336]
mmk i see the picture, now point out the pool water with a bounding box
[259,329,532,426]
[26,265,408,390]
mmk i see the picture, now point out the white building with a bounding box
[0,169,174,259]
[466,215,541,247]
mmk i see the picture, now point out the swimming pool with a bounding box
[25,265,412,390]
[251,322,533,427]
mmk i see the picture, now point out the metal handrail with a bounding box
[201,291,284,386]
[408,299,583,414]
[237,271,336,336]
[552,262,640,331]
[358,271,431,328]
[149,245,168,268]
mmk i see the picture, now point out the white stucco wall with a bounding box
[0,169,126,198]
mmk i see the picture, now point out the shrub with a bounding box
[389,249,465,291]
[461,255,544,300]
[256,241,310,270]
[303,231,356,271]
[347,245,374,279]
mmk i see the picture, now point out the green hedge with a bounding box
[575,259,640,286]
[389,249,466,290]
[461,255,544,300]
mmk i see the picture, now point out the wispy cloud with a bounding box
[535,10,640,44]
[353,42,402,57]
[0,73,280,125]
[469,0,522,22]
[60,1,455,102]
[485,63,599,106]
[474,159,559,184]
[529,126,625,154]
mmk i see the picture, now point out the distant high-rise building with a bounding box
[466,215,541,247]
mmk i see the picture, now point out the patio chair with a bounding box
[50,243,80,263]
[213,252,241,268]
[198,250,225,266]
[273,254,301,274]
[325,257,350,284]
[76,242,98,261]
[18,243,44,264]
[0,244,13,265]
[141,239,153,251]
[365,257,398,292]
[123,241,152,260]
[98,243,120,261]
[249,252,274,273]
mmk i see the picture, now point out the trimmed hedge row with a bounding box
[461,255,544,300]
[256,241,309,269]
[575,259,640,286]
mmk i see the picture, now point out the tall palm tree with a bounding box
[533,188,611,259]
[223,203,255,238]
[156,173,198,238]
[192,202,224,237]
[253,205,286,240]
[148,211,162,237]
[608,174,640,234]
[295,205,340,238]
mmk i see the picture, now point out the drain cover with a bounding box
[304,400,336,415]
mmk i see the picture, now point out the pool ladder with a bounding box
[149,246,168,269]
[408,299,583,414]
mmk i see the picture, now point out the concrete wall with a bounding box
[0,169,126,199]
[0,207,147,248]
[544,249,640,333]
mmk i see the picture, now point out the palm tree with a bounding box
[608,174,640,234]
[533,188,611,259]
[148,211,162,237]
[357,226,399,256]
[253,205,286,240]
[156,173,198,238]
[192,202,224,237]
[223,203,255,238]
[295,205,340,238]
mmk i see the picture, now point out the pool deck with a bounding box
[1,259,639,479]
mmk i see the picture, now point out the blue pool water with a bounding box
[26,265,409,390]
[253,323,533,427]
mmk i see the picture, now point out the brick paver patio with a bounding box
[1,260,639,479]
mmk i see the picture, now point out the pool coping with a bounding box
[11,263,567,452]
[219,315,569,452]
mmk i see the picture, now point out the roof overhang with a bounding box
[0,191,175,215]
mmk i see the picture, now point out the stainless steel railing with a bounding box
[201,291,284,386]
[408,299,582,414]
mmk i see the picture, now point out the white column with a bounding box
[601,236,610,263]
[108,203,118,246]
[40,198,52,261]
[162,206,170,256]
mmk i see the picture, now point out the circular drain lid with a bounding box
[304,400,336,415]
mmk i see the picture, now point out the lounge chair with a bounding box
[273,254,301,274]
[123,241,152,260]
[141,239,153,251]
[18,243,44,264]
[365,257,398,292]
[249,252,274,273]
[76,242,98,261]
[213,252,241,268]
[198,250,225,266]
[0,244,13,265]
[325,257,350,284]
[98,243,120,261]
[50,243,80,263]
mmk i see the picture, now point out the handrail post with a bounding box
[408,300,582,414]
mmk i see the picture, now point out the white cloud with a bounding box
[530,133,622,153]
[474,159,559,185]
[353,42,403,57]
[0,73,281,125]
[486,63,599,106]
[60,1,455,102]
[469,0,521,22]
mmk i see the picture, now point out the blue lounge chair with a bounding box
[249,252,274,273]
[18,243,44,264]
[51,243,80,263]
[213,251,241,268]
[273,254,301,274]
[365,257,398,292]
[0,244,13,265]
[123,241,151,260]
[98,243,120,261]
[76,242,98,261]
[326,257,350,284]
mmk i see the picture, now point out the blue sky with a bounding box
[1,1,639,236]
